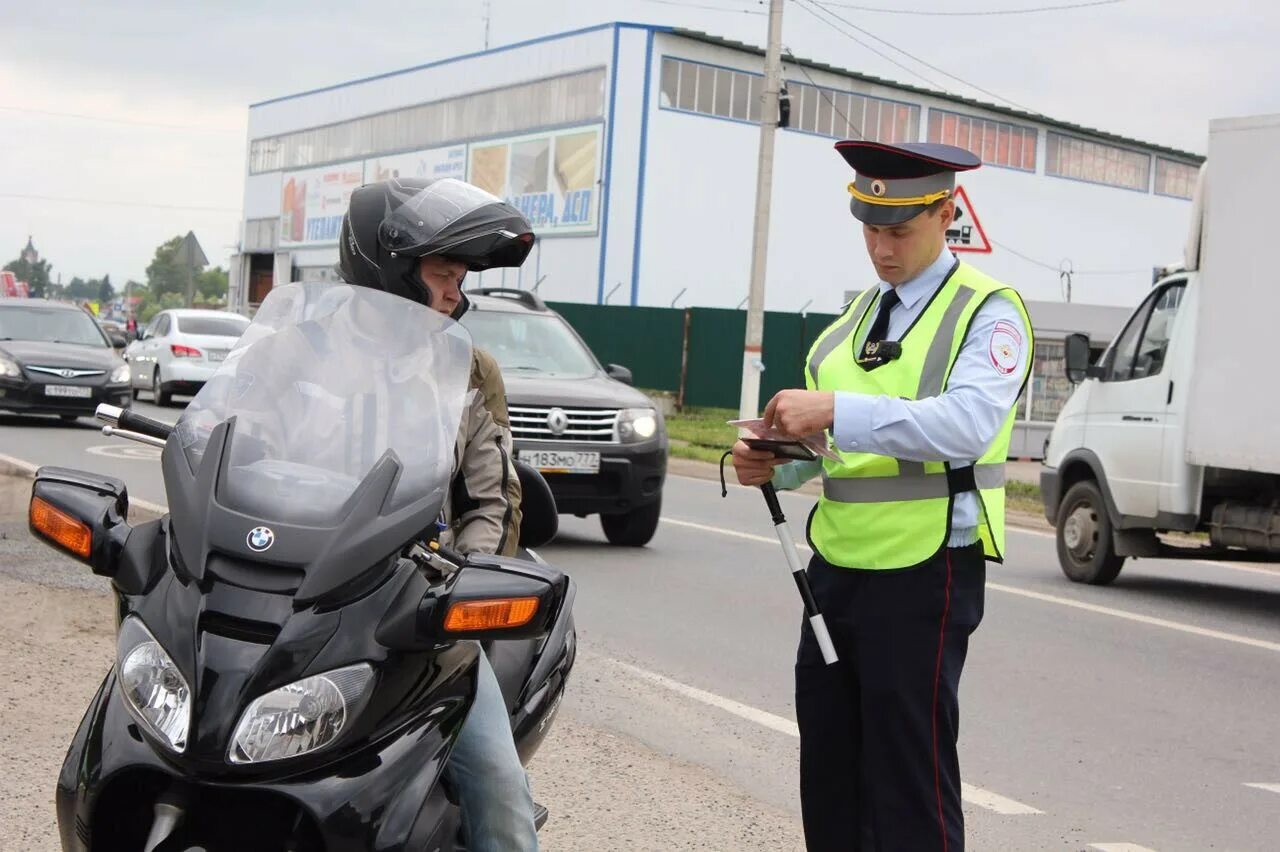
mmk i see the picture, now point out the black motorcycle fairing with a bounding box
[56,654,478,852]
[162,418,443,607]
[118,553,490,776]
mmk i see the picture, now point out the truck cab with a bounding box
[1041,113,1280,584]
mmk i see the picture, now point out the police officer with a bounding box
[732,140,1032,852]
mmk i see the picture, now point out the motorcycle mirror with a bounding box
[29,467,132,577]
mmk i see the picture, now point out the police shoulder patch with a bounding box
[988,320,1022,376]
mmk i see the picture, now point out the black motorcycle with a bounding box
[28,282,575,851]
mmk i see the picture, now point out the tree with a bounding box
[199,266,228,302]
[65,277,94,300]
[145,236,188,299]
[98,274,114,303]
[3,256,52,299]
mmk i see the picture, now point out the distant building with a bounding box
[232,22,1203,452]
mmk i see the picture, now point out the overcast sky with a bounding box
[1,0,1276,286]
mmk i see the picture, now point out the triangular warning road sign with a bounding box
[945,185,991,254]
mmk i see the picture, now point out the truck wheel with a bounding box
[1056,480,1125,585]
[600,498,661,547]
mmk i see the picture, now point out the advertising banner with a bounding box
[279,161,365,246]
[366,144,466,183]
[468,125,602,235]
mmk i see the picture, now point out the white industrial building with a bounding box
[231,21,1203,454]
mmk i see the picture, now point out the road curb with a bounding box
[1,455,167,522]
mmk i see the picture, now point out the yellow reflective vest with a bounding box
[804,261,1032,570]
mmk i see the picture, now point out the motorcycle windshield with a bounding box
[173,283,473,526]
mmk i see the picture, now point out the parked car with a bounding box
[0,298,132,421]
[125,309,251,405]
[460,288,668,546]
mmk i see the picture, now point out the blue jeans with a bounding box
[448,649,538,852]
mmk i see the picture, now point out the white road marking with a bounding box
[594,653,1043,815]
[1244,782,1280,795]
[957,785,1043,816]
[660,516,1280,654]
[987,583,1280,654]
[662,516,784,547]
[1089,844,1160,851]
[85,443,163,460]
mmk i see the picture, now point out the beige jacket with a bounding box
[441,348,523,556]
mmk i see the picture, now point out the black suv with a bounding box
[460,289,668,546]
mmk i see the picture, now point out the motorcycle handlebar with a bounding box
[117,408,174,442]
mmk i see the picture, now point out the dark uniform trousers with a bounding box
[796,542,986,852]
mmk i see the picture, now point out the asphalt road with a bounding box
[3,401,1278,851]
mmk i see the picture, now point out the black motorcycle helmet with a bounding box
[337,177,535,319]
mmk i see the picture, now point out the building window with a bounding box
[810,86,920,144]
[1155,157,1199,199]
[658,57,921,144]
[248,67,606,174]
[928,109,1037,171]
[1046,132,1151,192]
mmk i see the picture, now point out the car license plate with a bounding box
[44,385,93,398]
[208,350,227,362]
[520,449,600,474]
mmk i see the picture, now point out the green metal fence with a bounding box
[548,301,840,411]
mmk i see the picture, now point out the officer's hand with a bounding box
[731,439,782,487]
[763,390,835,438]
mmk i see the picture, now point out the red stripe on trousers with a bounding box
[932,550,954,852]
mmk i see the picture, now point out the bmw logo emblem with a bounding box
[247,526,275,552]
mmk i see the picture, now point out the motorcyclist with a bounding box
[336,176,539,851]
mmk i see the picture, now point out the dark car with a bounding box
[460,289,668,546]
[0,299,132,421]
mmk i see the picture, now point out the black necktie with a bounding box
[860,289,900,362]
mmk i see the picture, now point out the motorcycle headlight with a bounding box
[109,364,130,383]
[0,354,20,379]
[617,407,659,443]
[229,663,373,765]
[117,617,191,753]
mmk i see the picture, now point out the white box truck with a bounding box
[1041,113,1280,584]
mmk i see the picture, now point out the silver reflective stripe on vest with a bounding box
[823,463,1005,503]
[917,285,976,398]
[808,289,877,385]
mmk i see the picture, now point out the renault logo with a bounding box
[247,526,275,552]
[546,408,569,436]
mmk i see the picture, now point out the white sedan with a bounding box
[126,309,250,405]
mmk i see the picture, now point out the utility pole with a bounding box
[738,0,784,421]
[483,0,491,50]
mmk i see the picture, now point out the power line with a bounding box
[990,239,1145,275]
[0,105,242,134]
[804,0,1041,114]
[819,0,1125,16]
[793,0,957,96]
[0,193,239,214]
[633,0,767,14]
[783,47,863,139]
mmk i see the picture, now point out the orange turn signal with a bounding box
[444,597,539,633]
[30,497,92,559]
